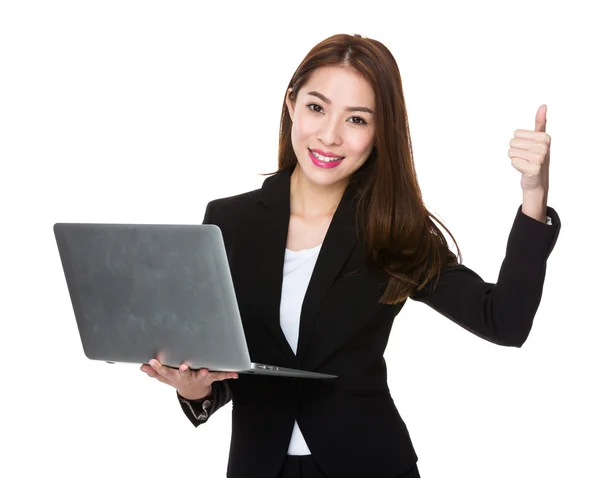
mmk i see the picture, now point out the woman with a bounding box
[141,33,560,478]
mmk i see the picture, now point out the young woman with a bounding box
[141,33,560,478]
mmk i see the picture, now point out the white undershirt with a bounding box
[280,242,323,456]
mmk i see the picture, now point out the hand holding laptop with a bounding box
[141,359,239,400]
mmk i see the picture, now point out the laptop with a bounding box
[53,222,336,379]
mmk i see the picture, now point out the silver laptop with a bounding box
[53,222,336,379]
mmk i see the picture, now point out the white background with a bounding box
[2,1,598,477]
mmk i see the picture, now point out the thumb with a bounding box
[535,104,547,132]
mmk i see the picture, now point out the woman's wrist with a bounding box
[178,384,213,402]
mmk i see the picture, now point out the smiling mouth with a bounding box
[308,148,345,162]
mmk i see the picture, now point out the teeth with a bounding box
[311,150,343,162]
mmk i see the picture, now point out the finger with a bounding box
[192,370,207,380]
[186,367,208,378]
[151,374,170,385]
[149,359,172,380]
[509,138,544,151]
[199,368,209,379]
[141,363,162,374]
[179,363,194,379]
[144,366,159,378]
[514,129,551,144]
[209,371,228,382]
[145,368,169,384]
[210,371,239,381]
[508,148,543,164]
[535,104,547,133]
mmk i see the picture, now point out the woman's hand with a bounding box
[140,359,238,400]
[508,104,551,194]
[508,104,551,222]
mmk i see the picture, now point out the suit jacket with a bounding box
[178,168,561,478]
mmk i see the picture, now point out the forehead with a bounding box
[300,66,375,106]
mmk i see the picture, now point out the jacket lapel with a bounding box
[256,169,359,367]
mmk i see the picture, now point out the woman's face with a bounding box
[285,66,376,190]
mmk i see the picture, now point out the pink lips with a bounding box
[308,148,344,169]
[311,148,344,158]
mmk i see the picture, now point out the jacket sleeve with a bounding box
[176,199,234,427]
[177,380,232,427]
[409,204,561,347]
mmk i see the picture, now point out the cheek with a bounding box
[347,135,375,156]
[293,121,313,140]
[293,112,321,138]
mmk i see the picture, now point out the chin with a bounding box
[306,169,351,187]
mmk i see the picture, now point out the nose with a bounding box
[317,116,343,146]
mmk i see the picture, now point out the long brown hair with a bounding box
[261,33,462,305]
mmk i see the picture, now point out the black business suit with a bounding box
[178,168,561,478]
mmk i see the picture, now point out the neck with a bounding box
[289,166,347,218]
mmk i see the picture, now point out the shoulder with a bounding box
[203,187,263,243]
[203,171,285,229]
[206,188,261,218]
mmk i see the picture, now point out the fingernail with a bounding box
[149,360,155,366]
[201,370,207,377]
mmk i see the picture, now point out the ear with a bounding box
[285,87,295,120]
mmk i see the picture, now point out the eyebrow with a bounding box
[306,91,374,115]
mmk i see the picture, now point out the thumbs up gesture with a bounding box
[508,104,551,194]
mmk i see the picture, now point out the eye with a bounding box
[307,103,323,113]
[307,104,368,126]
[349,116,368,125]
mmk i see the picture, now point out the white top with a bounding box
[280,242,323,455]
